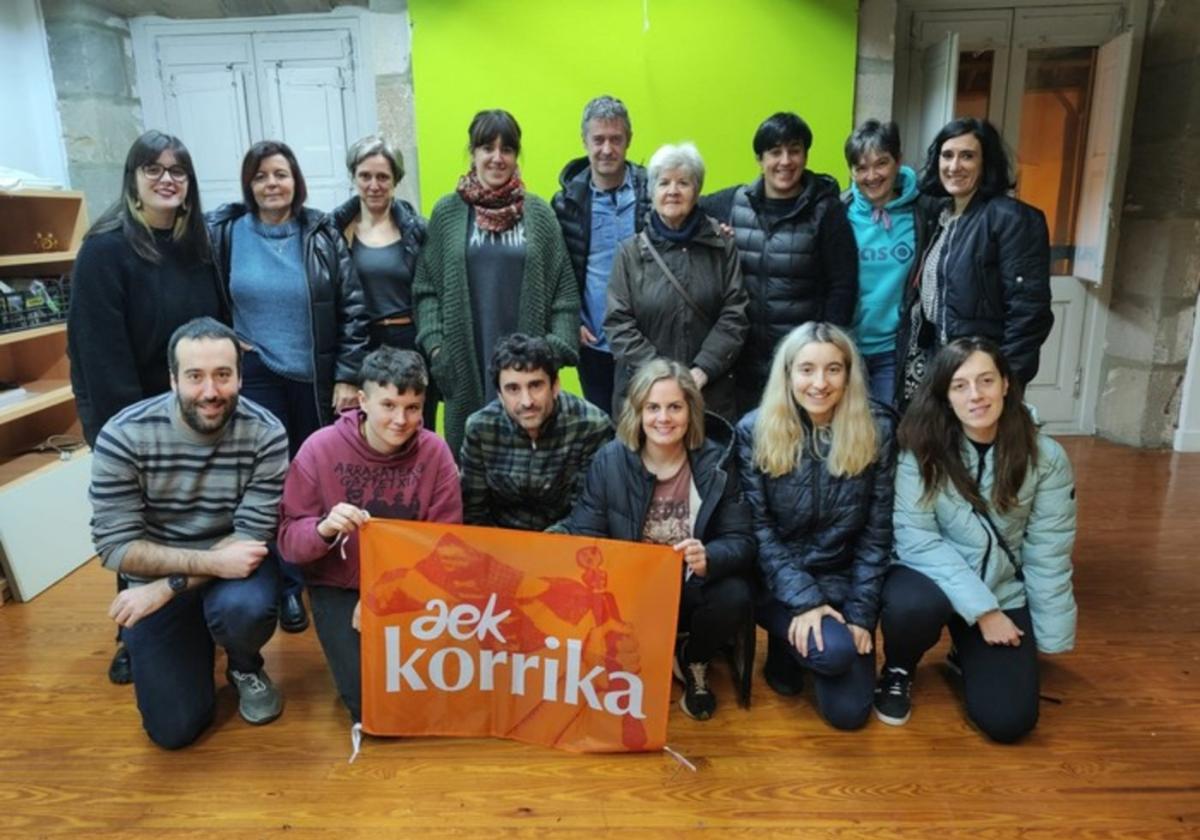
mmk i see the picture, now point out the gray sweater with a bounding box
[89,392,289,583]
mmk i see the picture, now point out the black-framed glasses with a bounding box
[140,163,189,183]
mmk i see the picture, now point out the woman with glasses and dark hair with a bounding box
[842,120,931,407]
[413,109,579,458]
[207,139,368,633]
[329,134,436,431]
[557,359,754,721]
[899,117,1052,405]
[735,322,896,730]
[874,338,1076,742]
[68,129,228,685]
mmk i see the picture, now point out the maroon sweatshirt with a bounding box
[279,409,463,590]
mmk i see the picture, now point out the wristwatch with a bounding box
[167,573,187,595]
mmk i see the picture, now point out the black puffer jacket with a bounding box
[734,403,897,629]
[558,413,755,584]
[902,192,1052,385]
[702,173,859,390]
[207,203,369,425]
[552,157,651,292]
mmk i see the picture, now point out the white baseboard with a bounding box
[1174,428,1200,452]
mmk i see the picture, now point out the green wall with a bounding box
[408,0,859,214]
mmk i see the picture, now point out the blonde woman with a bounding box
[558,359,754,721]
[735,322,896,729]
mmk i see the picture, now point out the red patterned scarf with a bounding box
[456,169,525,233]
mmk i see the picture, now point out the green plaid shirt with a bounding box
[460,392,614,531]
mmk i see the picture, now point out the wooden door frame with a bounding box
[893,0,1149,434]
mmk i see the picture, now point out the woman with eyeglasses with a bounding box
[207,139,369,634]
[68,130,228,686]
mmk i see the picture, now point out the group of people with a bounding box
[70,93,1075,751]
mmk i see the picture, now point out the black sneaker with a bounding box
[763,635,804,696]
[680,659,717,721]
[873,665,912,726]
[279,591,309,633]
[108,644,132,685]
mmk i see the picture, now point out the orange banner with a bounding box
[359,521,682,753]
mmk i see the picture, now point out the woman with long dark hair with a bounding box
[68,130,228,685]
[413,109,579,458]
[875,337,1077,742]
[558,359,754,721]
[208,139,368,633]
[898,118,1052,405]
[736,322,896,730]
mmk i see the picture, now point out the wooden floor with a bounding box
[1,437,1198,838]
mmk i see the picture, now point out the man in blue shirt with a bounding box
[552,95,650,416]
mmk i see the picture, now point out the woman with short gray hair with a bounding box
[329,134,436,430]
[605,142,748,420]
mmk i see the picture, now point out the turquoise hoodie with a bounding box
[847,165,919,355]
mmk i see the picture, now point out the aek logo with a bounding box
[860,242,914,263]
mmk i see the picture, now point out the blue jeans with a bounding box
[241,350,320,598]
[758,598,876,730]
[864,350,898,407]
[123,560,280,749]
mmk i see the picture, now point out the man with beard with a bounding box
[90,317,290,749]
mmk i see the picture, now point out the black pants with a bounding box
[309,585,361,724]
[578,344,615,417]
[757,598,876,730]
[880,565,1040,743]
[368,321,439,433]
[677,574,752,664]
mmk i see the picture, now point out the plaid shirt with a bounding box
[460,392,614,531]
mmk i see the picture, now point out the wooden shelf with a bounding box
[0,324,66,347]
[0,250,78,269]
[0,447,88,492]
[0,380,73,425]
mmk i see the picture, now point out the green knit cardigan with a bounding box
[413,192,580,457]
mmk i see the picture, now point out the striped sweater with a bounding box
[89,391,289,583]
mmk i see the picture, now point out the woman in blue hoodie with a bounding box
[843,121,928,406]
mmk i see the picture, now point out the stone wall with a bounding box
[367,0,420,208]
[1094,0,1200,446]
[41,0,144,221]
[854,0,897,127]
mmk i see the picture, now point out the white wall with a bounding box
[0,0,70,186]
[1174,297,1200,451]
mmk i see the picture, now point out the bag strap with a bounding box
[637,231,707,321]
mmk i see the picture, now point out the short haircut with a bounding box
[917,117,1015,199]
[581,95,632,139]
[647,142,705,194]
[468,109,521,155]
[241,140,307,216]
[167,317,241,378]
[358,346,428,395]
[346,134,404,182]
[489,333,559,389]
[753,112,813,157]
[616,359,706,452]
[844,119,902,167]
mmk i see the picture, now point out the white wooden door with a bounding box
[132,16,371,215]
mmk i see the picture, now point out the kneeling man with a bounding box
[461,333,613,531]
[278,347,462,723]
[94,317,290,749]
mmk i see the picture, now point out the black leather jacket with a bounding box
[904,192,1052,385]
[735,404,897,629]
[551,158,651,292]
[207,203,368,425]
[558,413,755,584]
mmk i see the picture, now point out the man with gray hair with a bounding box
[552,94,651,416]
